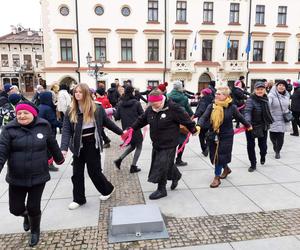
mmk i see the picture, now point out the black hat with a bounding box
[96,87,105,96]
[254,81,266,89]
[276,80,288,89]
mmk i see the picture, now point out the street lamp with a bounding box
[86,52,106,89]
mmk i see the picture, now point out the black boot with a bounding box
[28,215,41,247]
[202,147,209,157]
[275,151,281,159]
[130,165,141,173]
[113,158,122,169]
[149,183,167,200]
[21,211,30,232]
[260,155,266,165]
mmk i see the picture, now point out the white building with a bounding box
[41,0,300,93]
[0,25,45,93]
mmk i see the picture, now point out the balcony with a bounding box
[222,60,247,73]
[170,60,195,73]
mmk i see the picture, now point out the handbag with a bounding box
[275,91,294,122]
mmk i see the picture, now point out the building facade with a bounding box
[41,0,300,93]
[0,25,45,93]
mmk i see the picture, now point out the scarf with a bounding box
[210,97,232,133]
[251,94,274,125]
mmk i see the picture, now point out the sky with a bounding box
[0,0,41,36]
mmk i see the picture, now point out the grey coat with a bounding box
[268,86,290,133]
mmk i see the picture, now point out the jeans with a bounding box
[245,130,268,166]
[119,142,143,166]
[214,164,225,177]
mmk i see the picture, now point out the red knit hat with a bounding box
[158,82,168,92]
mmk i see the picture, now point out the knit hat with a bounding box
[276,80,288,89]
[254,81,266,89]
[201,88,212,96]
[158,82,168,92]
[293,80,300,88]
[173,80,183,91]
[4,84,13,93]
[15,101,39,117]
[96,87,105,96]
[8,93,22,105]
[234,80,243,88]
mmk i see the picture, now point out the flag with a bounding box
[227,37,231,49]
[192,31,197,51]
[245,34,251,54]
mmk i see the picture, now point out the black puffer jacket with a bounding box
[114,98,144,146]
[232,87,248,107]
[291,87,300,112]
[61,105,123,156]
[194,95,213,129]
[131,99,196,149]
[0,118,64,187]
[107,83,120,106]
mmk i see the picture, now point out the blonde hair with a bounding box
[216,86,231,96]
[51,83,60,93]
[69,83,96,123]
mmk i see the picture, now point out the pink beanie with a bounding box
[201,88,212,96]
[16,103,38,117]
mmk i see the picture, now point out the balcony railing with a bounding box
[170,60,195,73]
[222,60,247,72]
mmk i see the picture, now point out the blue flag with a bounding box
[246,34,251,54]
[227,37,231,49]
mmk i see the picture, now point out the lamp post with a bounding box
[86,52,106,89]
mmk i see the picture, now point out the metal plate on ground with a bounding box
[108,204,169,243]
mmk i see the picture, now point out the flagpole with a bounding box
[246,0,253,89]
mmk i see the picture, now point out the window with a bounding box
[148,0,158,21]
[255,5,265,25]
[253,41,264,61]
[175,39,187,60]
[176,1,187,22]
[121,6,131,16]
[12,54,20,67]
[227,40,239,60]
[148,80,159,87]
[298,43,300,62]
[23,55,32,65]
[1,54,8,67]
[35,54,42,61]
[203,2,213,23]
[229,3,240,23]
[121,39,133,61]
[202,40,213,61]
[95,6,104,16]
[148,39,159,61]
[60,6,69,16]
[94,38,106,61]
[275,41,285,62]
[60,39,73,61]
[278,6,287,25]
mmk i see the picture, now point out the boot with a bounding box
[149,183,167,200]
[28,214,41,247]
[175,156,188,166]
[130,165,141,173]
[290,133,299,136]
[210,176,221,188]
[171,175,182,190]
[260,155,266,165]
[113,158,122,169]
[48,163,59,172]
[220,166,232,179]
[202,147,209,157]
[248,165,256,172]
[21,211,30,232]
[275,151,280,159]
[103,142,110,148]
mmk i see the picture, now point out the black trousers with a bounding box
[101,128,110,144]
[245,130,268,166]
[9,183,45,217]
[269,131,285,153]
[72,136,114,204]
[292,111,300,135]
[198,127,209,152]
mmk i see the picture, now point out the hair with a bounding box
[69,83,96,123]
[216,86,231,96]
[149,89,163,96]
[123,86,135,101]
[51,83,60,93]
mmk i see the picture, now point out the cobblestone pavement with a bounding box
[1,134,300,249]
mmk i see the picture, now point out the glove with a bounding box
[193,125,201,136]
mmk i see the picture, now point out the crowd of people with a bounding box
[0,75,300,246]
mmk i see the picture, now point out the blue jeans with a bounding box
[215,164,225,177]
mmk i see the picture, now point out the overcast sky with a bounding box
[0,0,41,36]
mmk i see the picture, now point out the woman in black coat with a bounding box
[114,86,144,173]
[197,86,251,188]
[291,81,300,136]
[0,101,64,247]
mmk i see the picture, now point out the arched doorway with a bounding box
[198,73,211,93]
[59,76,77,92]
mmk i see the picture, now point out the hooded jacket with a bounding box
[291,87,300,112]
[107,83,120,105]
[167,89,193,117]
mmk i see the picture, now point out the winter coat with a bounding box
[194,95,213,129]
[61,105,123,157]
[114,98,144,146]
[57,89,71,113]
[232,87,247,108]
[291,87,300,112]
[31,92,41,106]
[197,103,250,165]
[134,91,148,103]
[0,102,16,127]
[107,85,120,106]
[96,96,112,109]
[38,91,61,134]
[0,118,64,187]
[268,86,290,133]
[131,99,196,150]
[167,89,193,117]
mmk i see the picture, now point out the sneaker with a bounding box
[175,159,188,166]
[99,187,115,201]
[113,159,122,169]
[248,166,256,172]
[68,202,81,210]
[290,133,299,136]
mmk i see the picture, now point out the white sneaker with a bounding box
[99,187,115,201]
[68,202,80,210]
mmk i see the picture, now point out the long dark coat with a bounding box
[197,103,250,165]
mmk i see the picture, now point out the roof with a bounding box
[0,30,43,45]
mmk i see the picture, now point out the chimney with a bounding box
[27,28,33,36]
[11,25,17,34]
